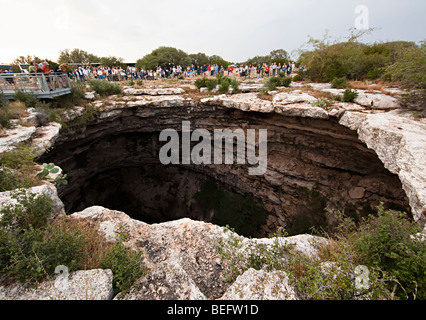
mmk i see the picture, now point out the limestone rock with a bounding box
[274,103,329,119]
[338,111,367,130]
[83,91,96,100]
[31,122,62,156]
[273,91,318,105]
[0,125,36,154]
[69,206,331,300]
[355,92,400,110]
[238,83,264,92]
[0,182,65,221]
[0,269,114,300]
[219,268,298,300]
[61,106,86,122]
[357,110,426,223]
[120,261,206,300]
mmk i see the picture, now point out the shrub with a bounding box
[349,204,426,299]
[0,191,113,285]
[312,97,332,110]
[293,70,309,81]
[0,168,24,191]
[12,89,38,108]
[215,226,289,282]
[194,76,220,91]
[216,75,240,94]
[67,104,97,128]
[386,42,426,112]
[331,77,348,89]
[263,74,292,91]
[0,101,11,128]
[0,143,37,171]
[101,229,147,294]
[7,101,27,119]
[342,89,358,102]
[53,81,85,108]
[89,79,122,96]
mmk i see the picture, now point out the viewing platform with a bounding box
[0,73,72,99]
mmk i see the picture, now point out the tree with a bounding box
[269,49,290,62]
[386,41,426,111]
[58,48,99,65]
[12,55,41,66]
[99,56,125,68]
[244,55,269,66]
[189,52,210,66]
[208,55,230,67]
[136,46,191,70]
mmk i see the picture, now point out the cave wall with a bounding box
[39,104,410,236]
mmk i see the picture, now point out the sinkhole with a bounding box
[38,107,411,237]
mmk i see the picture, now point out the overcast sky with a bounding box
[1,0,425,64]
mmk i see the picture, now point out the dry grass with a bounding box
[308,89,333,100]
[348,80,403,96]
[49,216,112,270]
[316,239,344,262]
[7,101,28,119]
[257,92,273,101]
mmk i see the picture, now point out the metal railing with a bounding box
[0,72,72,99]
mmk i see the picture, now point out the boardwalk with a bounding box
[0,73,72,99]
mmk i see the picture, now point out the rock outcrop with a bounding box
[70,205,325,300]
[0,269,114,300]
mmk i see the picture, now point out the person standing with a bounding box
[41,60,53,91]
[287,63,292,76]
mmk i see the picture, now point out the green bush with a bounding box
[89,79,122,96]
[331,77,348,89]
[216,75,240,94]
[0,101,11,128]
[0,143,37,171]
[312,97,332,110]
[350,204,425,299]
[386,42,426,112]
[12,89,38,108]
[216,203,424,299]
[101,230,146,294]
[263,74,291,91]
[194,76,218,91]
[292,70,309,81]
[0,168,24,192]
[343,89,359,102]
[53,81,85,108]
[0,190,147,292]
[298,36,417,82]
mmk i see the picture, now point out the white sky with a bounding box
[0,0,425,64]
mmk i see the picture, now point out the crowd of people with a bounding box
[70,61,300,82]
[1,60,69,92]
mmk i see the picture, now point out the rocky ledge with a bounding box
[0,81,425,300]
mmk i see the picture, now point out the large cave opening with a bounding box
[38,106,411,237]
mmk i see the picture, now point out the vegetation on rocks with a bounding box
[216,204,425,300]
[89,79,122,96]
[0,191,146,294]
[263,73,292,91]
